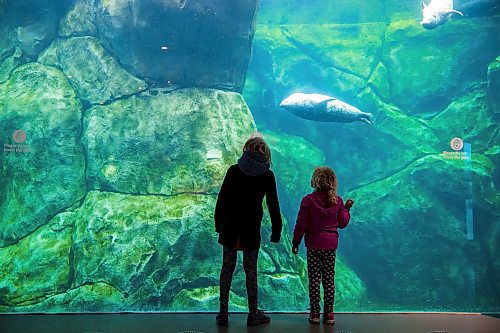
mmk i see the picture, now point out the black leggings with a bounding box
[219,246,259,313]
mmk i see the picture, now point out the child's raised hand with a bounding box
[291,245,299,255]
[345,199,354,209]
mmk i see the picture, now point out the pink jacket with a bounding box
[292,191,350,250]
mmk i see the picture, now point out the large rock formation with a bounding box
[1,0,365,313]
[83,88,255,195]
[38,37,146,105]
[0,214,73,307]
[0,0,73,58]
[383,19,499,115]
[0,75,370,311]
[2,189,365,312]
[59,0,260,91]
[343,153,498,308]
[0,63,85,247]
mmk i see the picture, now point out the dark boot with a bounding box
[247,309,271,326]
[216,312,229,326]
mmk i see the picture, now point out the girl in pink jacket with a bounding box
[292,167,354,325]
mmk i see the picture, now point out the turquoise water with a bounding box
[0,0,499,313]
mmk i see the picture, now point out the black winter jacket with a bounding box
[214,153,282,251]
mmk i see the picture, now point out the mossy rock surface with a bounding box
[0,188,366,312]
[429,85,498,151]
[83,88,256,195]
[0,63,85,247]
[254,23,386,102]
[342,154,498,308]
[0,215,73,307]
[67,191,311,311]
[11,283,126,313]
[0,47,25,84]
[59,0,98,37]
[39,36,146,104]
[383,18,500,115]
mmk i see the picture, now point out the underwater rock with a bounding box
[0,214,73,307]
[61,0,259,91]
[0,189,363,311]
[38,37,146,105]
[0,47,25,83]
[261,131,325,225]
[322,89,441,193]
[365,91,441,154]
[367,62,391,101]
[253,23,386,100]
[59,0,98,37]
[244,24,391,190]
[0,63,85,247]
[12,283,126,313]
[0,0,73,58]
[430,85,497,149]
[333,259,369,310]
[83,88,255,195]
[68,191,312,311]
[343,153,498,307]
[384,18,500,115]
[487,56,500,113]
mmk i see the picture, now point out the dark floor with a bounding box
[1,313,499,333]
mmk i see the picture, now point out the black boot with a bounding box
[216,312,229,326]
[247,309,271,326]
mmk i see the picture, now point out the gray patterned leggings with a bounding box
[219,246,259,313]
[307,248,337,313]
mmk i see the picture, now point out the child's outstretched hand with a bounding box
[345,199,354,209]
[292,245,299,255]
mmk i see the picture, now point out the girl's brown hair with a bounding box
[243,135,271,163]
[311,167,338,204]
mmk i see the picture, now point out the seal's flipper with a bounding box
[316,98,337,107]
[449,9,464,16]
[360,113,374,124]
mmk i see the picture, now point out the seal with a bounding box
[279,93,373,124]
[421,0,464,29]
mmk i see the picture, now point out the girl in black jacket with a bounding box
[214,134,282,327]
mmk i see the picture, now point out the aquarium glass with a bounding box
[0,0,499,313]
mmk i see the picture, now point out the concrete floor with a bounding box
[1,313,499,333]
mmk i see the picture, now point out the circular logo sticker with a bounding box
[13,130,27,143]
[450,137,463,151]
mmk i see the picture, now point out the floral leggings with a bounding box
[219,246,259,313]
[307,248,337,313]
